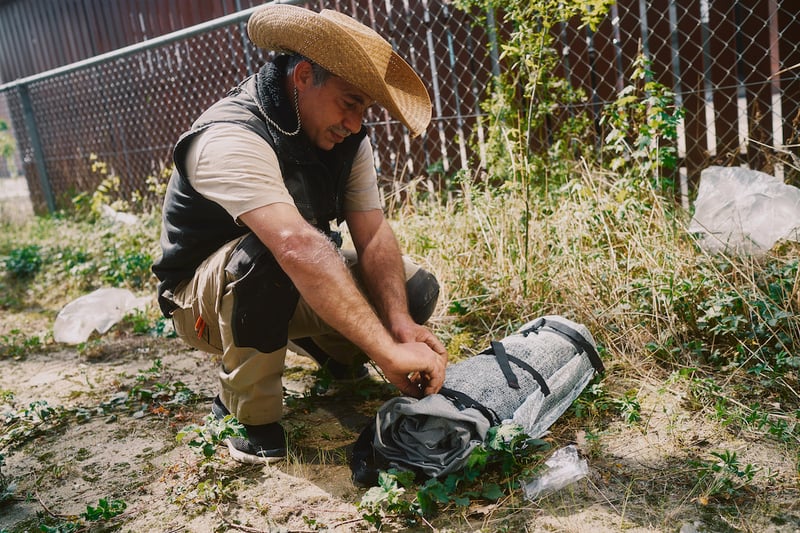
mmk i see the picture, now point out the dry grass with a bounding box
[389,162,798,372]
[384,163,799,530]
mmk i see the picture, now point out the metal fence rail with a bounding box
[0,0,798,214]
[0,0,496,212]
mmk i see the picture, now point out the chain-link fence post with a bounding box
[17,84,55,212]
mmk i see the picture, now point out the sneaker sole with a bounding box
[224,439,285,465]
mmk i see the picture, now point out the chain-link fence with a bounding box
[0,0,497,212]
[0,0,798,213]
[582,0,800,192]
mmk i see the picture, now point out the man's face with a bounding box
[295,65,372,151]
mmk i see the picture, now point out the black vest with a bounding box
[152,58,367,315]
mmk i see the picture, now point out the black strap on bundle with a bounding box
[521,318,605,374]
[442,317,600,424]
[481,341,551,396]
[505,353,551,396]
[490,341,519,389]
[439,387,501,426]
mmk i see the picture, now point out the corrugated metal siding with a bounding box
[0,0,266,82]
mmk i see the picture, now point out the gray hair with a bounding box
[285,54,332,86]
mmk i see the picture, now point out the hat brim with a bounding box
[247,5,431,136]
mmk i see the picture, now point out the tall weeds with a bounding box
[390,165,799,425]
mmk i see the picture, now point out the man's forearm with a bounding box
[276,228,397,356]
[355,221,412,330]
[241,205,395,359]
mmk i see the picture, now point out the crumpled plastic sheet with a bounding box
[522,444,589,500]
[374,394,490,478]
[53,287,150,344]
[688,165,800,255]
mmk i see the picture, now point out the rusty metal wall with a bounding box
[0,0,266,81]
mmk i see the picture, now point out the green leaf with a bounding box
[466,445,489,469]
[420,478,450,504]
[481,483,505,500]
[393,469,416,488]
[453,495,471,507]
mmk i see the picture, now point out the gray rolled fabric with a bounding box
[373,315,601,478]
[373,395,490,478]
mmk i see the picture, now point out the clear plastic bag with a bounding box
[522,445,589,500]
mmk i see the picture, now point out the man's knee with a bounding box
[406,268,439,324]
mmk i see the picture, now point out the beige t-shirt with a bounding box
[183,123,381,222]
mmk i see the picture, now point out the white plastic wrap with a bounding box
[688,166,800,255]
[53,287,150,344]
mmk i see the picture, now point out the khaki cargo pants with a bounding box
[169,233,439,426]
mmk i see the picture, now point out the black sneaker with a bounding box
[211,396,286,464]
[289,337,370,383]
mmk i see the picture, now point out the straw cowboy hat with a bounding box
[247,4,431,137]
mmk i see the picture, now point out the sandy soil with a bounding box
[1,311,799,532]
[0,324,376,532]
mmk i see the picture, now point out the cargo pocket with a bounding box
[168,281,224,355]
[225,233,300,353]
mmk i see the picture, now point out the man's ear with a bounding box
[292,60,314,91]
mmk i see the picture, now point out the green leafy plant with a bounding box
[358,469,419,528]
[80,497,127,521]
[177,413,247,459]
[696,258,797,364]
[600,54,683,189]
[612,390,642,425]
[121,308,175,338]
[0,400,63,450]
[691,449,760,500]
[72,154,171,220]
[99,245,154,289]
[107,359,199,418]
[36,497,127,532]
[358,424,548,527]
[454,0,614,181]
[0,329,43,360]
[572,380,613,420]
[3,244,43,278]
[70,155,127,220]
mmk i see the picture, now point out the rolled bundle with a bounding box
[351,315,603,483]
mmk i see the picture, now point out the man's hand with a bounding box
[346,209,449,396]
[390,318,448,367]
[374,341,447,398]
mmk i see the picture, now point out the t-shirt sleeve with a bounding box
[183,123,295,222]
[344,136,382,212]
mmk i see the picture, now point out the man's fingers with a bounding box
[383,341,447,398]
[399,376,424,398]
[433,338,447,356]
[421,331,447,356]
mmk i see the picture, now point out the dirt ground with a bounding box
[0,178,34,225]
[1,308,799,532]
